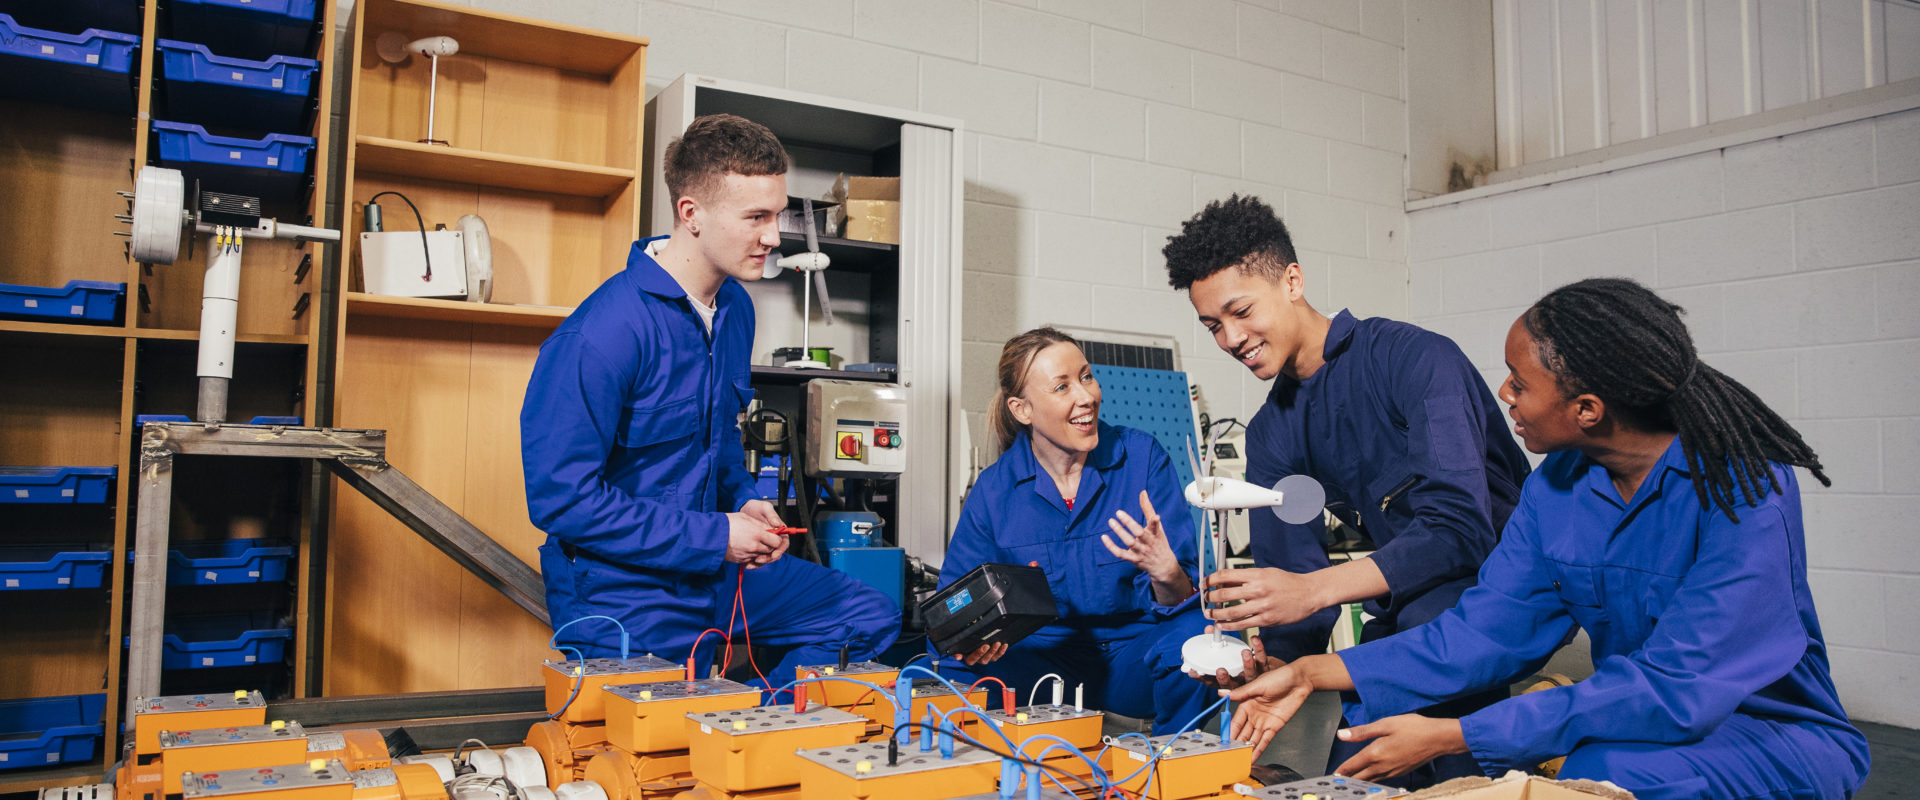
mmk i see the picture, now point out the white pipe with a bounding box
[195,230,242,422]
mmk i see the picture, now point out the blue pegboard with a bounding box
[1091,365,1211,573]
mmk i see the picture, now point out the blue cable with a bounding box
[547,645,587,720]
[761,675,900,709]
[548,614,631,662]
[1020,737,1110,795]
[1105,695,1231,788]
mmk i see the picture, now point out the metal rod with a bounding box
[126,432,177,722]
[425,53,440,144]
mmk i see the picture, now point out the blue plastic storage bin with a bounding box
[0,467,116,504]
[0,1,141,36]
[158,612,292,670]
[166,540,292,586]
[167,0,318,61]
[157,40,317,133]
[0,694,106,770]
[0,14,138,111]
[151,120,314,197]
[0,280,125,324]
[0,545,111,590]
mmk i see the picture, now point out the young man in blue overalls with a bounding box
[521,114,897,680]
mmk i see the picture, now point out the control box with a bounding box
[805,380,907,478]
[602,678,761,753]
[180,758,353,800]
[921,563,1058,657]
[793,741,998,799]
[1106,731,1255,800]
[685,706,867,792]
[792,661,901,709]
[981,704,1104,750]
[160,722,310,794]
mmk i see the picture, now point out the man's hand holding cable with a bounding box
[1103,490,1193,606]
[726,502,785,568]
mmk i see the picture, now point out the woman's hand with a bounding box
[1186,626,1281,690]
[1104,490,1192,604]
[1224,659,1319,757]
[1331,715,1470,781]
[1203,567,1325,630]
[956,642,1009,666]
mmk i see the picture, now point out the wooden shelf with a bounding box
[749,365,898,385]
[0,320,129,339]
[0,321,308,345]
[364,0,645,76]
[776,233,897,273]
[345,292,573,327]
[355,137,634,198]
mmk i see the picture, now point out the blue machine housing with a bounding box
[817,510,905,613]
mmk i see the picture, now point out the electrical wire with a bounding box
[897,721,1102,797]
[547,645,586,720]
[1027,673,1066,708]
[546,615,632,720]
[365,190,433,281]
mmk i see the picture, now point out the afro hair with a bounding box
[1160,194,1298,291]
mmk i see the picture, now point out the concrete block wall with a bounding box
[1406,108,1920,728]
[327,0,1413,461]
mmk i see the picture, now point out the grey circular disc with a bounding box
[1271,474,1327,525]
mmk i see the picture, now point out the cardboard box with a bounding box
[1407,771,1635,800]
[835,175,900,245]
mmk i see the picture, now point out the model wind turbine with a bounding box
[1180,437,1326,677]
[765,198,835,369]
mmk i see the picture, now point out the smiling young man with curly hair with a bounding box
[1163,195,1531,786]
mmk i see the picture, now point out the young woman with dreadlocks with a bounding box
[1223,278,1869,799]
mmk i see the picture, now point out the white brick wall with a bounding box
[1407,106,1920,728]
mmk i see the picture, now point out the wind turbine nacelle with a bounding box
[1184,476,1286,510]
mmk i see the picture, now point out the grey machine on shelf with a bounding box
[114,167,549,730]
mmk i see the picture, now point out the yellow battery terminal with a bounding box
[234,690,248,700]
[271,720,286,730]
[1303,795,1319,800]
[823,667,836,675]
[573,666,583,676]
[732,720,747,731]
[640,690,653,701]
[854,761,872,774]
[309,759,327,771]
[1015,712,1028,723]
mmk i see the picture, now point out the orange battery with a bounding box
[582,747,693,800]
[525,719,610,784]
[160,722,311,794]
[132,691,268,756]
[603,679,761,754]
[179,758,355,800]
[792,740,998,800]
[346,764,447,800]
[790,661,899,709]
[849,679,990,737]
[1104,731,1254,800]
[984,705,1105,752]
[676,782,802,800]
[304,728,391,771]
[115,759,165,800]
[544,655,685,723]
[686,706,867,793]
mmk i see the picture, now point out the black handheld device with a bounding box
[920,562,1058,656]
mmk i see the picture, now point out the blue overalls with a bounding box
[935,423,1212,734]
[1244,310,1532,780]
[521,237,898,675]
[1339,440,1870,799]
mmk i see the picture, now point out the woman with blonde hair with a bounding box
[933,327,1211,733]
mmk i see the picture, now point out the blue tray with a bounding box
[167,0,317,60]
[165,540,291,585]
[0,545,111,590]
[0,694,106,771]
[0,280,124,324]
[0,1,141,36]
[155,612,292,670]
[150,120,314,197]
[157,40,317,133]
[0,14,138,112]
[0,467,116,504]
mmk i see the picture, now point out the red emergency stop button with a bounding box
[874,428,891,447]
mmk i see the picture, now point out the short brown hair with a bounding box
[663,114,789,207]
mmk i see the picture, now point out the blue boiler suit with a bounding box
[1245,310,1531,781]
[934,423,1212,734]
[521,237,898,676]
[1338,439,1870,799]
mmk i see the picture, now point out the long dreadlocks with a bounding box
[1522,278,1829,522]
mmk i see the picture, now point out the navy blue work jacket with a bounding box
[1340,439,1869,777]
[941,423,1199,639]
[521,237,760,576]
[1247,310,1531,657]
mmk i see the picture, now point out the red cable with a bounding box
[736,567,775,694]
[688,627,730,678]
